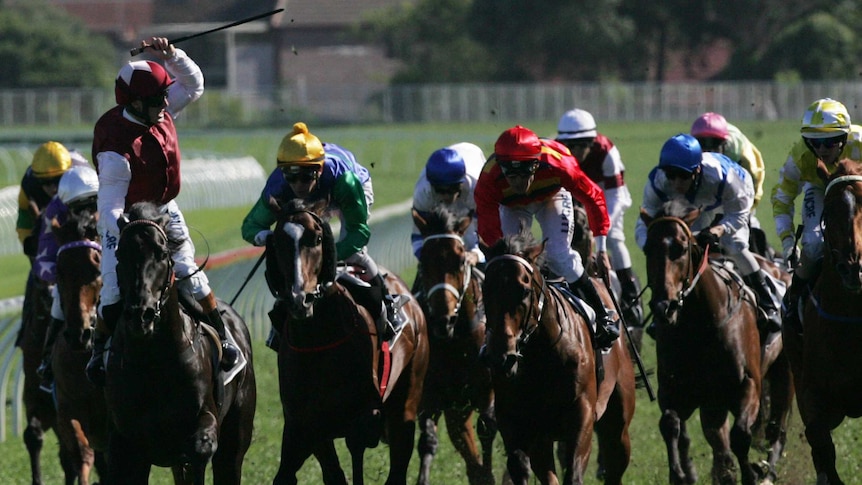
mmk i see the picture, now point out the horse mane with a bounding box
[485,231,545,266]
[126,201,169,227]
[53,206,99,244]
[422,205,471,235]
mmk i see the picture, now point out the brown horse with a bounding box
[104,201,257,484]
[412,207,496,485]
[48,204,109,485]
[18,273,75,485]
[790,159,862,485]
[270,199,429,485]
[482,231,635,485]
[642,201,792,484]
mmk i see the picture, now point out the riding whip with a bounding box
[130,9,285,56]
[229,250,267,306]
[602,276,656,401]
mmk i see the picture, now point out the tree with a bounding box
[0,3,115,88]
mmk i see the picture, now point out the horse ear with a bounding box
[639,207,654,227]
[525,239,545,263]
[320,220,337,283]
[267,196,282,214]
[683,207,702,226]
[117,213,130,231]
[456,213,472,236]
[412,208,428,235]
[308,198,329,217]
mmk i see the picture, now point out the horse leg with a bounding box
[728,375,762,485]
[529,439,560,485]
[416,412,440,485]
[700,409,738,485]
[212,402,253,485]
[760,356,793,482]
[659,409,697,484]
[272,422,313,485]
[804,413,846,485]
[384,416,417,485]
[23,415,46,485]
[593,390,632,485]
[443,408,490,485]
[505,448,531,485]
[106,431,151,485]
[476,405,498,485]
[340,437,364,485]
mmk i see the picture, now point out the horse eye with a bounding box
[521,287,530,300]
[668,242,685,260]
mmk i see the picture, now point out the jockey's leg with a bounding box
[198,292,239,371]
[86,301,122,386]
[570,273,619,349]
[743,270,782,332]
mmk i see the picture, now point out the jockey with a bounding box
[771,98,862,332]
[411,142,486,268]
[474,124,619,349]
[555,109,645,333]
[88,37,239,386]
[34,166,99,391]
[691,112,767,225]
[242,122,407,350]
[636,134,781,332]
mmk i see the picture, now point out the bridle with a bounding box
[646,216,710,308]
[119,219,174,328]
[421,233,473,322]
[485,253,546,350]
[278,209,331,312]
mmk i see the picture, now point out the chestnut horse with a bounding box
[790,160,862,485]
[50,204,108,484]
[270,199,429,485]
[104,202,257,484]
[482,231,635,485]
[412,207,496,485]
[642,201,792,484]
[17,274,75,484]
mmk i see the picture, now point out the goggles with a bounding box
[432,183,461,195]
[499,160,539,177]
[282,169,319,184]
[662,167,695,180]
[807,136,844,149]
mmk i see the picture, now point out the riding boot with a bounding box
[86,301,122,387]
[199,293,240,372]
[617,267,645,353]
[782,273,808,336]
[570,273,619,349]
[266,300,288,352]
[743,270,782,333]
[37,318,64,392]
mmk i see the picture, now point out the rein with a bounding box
[486,254,546,346]
[57,239,102,256]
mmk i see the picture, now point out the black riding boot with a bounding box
[743,270,781,332]
[266,300,288,352]
[570,273,619,349]
[37,318,64,392]
[86,302,122,387]
[208,308,240,371]
[782,273,808,336]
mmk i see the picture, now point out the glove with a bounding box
[22,235,38,257]
[781,237,799,270]
[695,229,720,249]
[254,230,273,247]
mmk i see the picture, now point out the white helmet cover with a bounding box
[557,109,597,140]
[58,166,99,205]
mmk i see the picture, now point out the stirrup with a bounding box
[37,360,54,393]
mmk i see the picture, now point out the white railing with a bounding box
[3,81,862,127]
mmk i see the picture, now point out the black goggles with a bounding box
[499,160,539,177]
[283,170,319,184]
[432,183,461,195]
[807,136,845,149]
[561,138,594,150]
[662,167,694,180]
[39,176,62,186]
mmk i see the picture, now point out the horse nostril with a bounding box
[142,307,156,323]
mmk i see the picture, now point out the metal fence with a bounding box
[3,81,862,127]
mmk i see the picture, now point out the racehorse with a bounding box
[412,207,496,485]
[642,200,792,484]
[50,204,108,484]
[482,230,635,485]
[18,274,75,484]
[269,198,429,485]
[790,159,862,485]
[104,201,257,484]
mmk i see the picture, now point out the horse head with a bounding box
[642,202,704,326]
[53,206,101,350]
[823,160,862,292]
[270,197,337,320]
[482,230,545,377]
[115,202,174,339]
[413,205,475,339]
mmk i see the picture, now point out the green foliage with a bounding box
[758,13,858,80]
[0,2,115,88]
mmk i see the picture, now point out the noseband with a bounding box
[485,254,546,348]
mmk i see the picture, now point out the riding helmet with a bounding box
[495,125,542,162]
[277,122,326,168]
[659,134,703,173]
[556,109,597,140]
[801,98,851,139]
[691,112,730,140]
[426,148,466,186]
[58,166,99,205]
[114,61,173,105]
[32,141,72,179]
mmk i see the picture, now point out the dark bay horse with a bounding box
[412,207,496,485]
[269,199,429,485]
[50,205,108,484]
[642,202,792,484]
[18,274,75,484]
[104,201,256,484]
[790,160,862,485]
[482,231,635,485]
